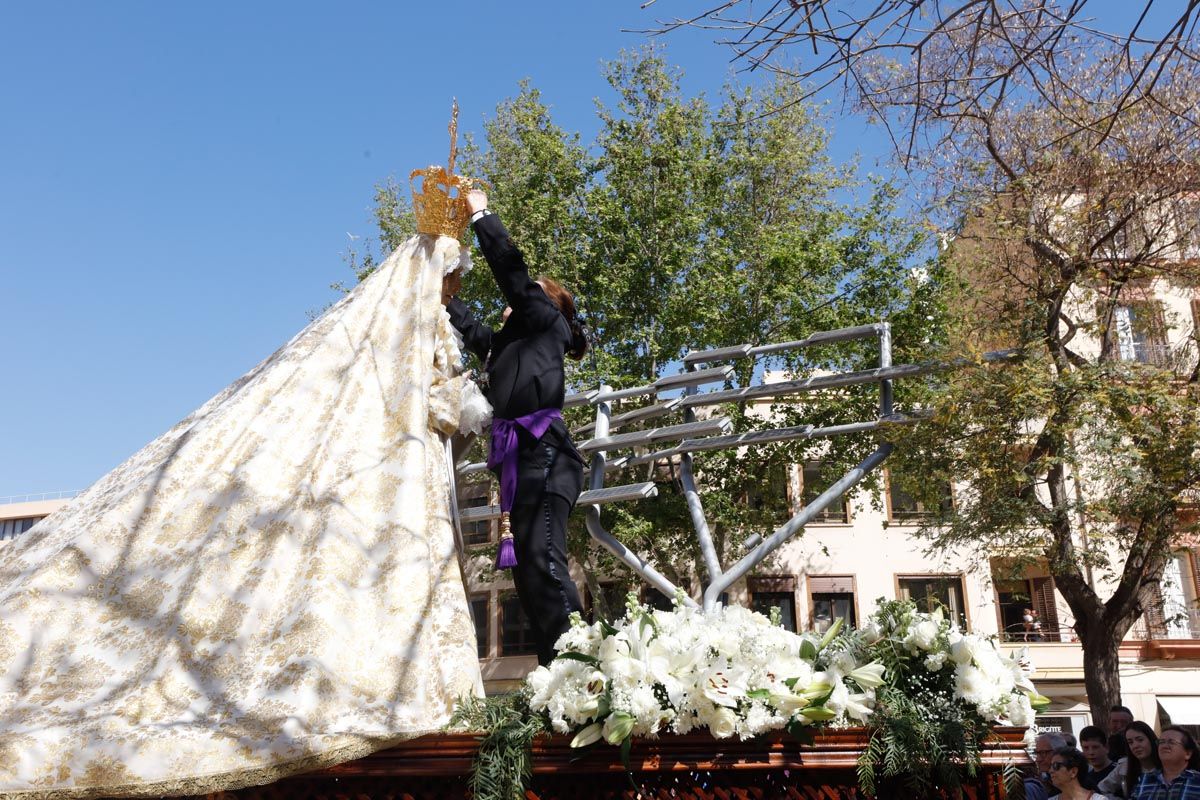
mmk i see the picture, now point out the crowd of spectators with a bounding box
[1023,706,1200,799]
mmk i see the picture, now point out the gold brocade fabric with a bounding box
[0,235,484,799]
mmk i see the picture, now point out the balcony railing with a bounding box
[1118,342,1197,374]
[999,623,1074,643]
[0,490,79,506]
[1131,608,1200,641]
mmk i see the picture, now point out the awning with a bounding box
[1158,696,1200,725]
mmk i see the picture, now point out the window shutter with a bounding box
[749,575,796,593]
[1031,577,1061,641]
[807,575,854,594]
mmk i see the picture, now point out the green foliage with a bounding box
[852,600,992,798]
[449,693,548,800]
[876,44,1200,718]
[355,45,947,593]
[452,599,1026,800]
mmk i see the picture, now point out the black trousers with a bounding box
[506,420,585,665]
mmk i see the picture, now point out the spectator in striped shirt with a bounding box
[1133,726,1200,800]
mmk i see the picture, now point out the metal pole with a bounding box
[878,322,894,418]
[702,443,894,610]
[679,362,723,586]
[585,507,693,607]
[583,384,696,607]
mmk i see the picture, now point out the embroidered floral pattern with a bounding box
[0,234,484,799]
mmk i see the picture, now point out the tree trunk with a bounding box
[1079,628,1123,724]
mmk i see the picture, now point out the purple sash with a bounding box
[488,408,563,512]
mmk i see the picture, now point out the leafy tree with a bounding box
[879,47,1200,719]
[660,0,1200,720]
[359,46,946,619]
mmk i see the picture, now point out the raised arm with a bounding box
[466,191,560,330]
[445,298,493,362]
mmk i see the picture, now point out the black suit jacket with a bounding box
[447,212,573,422]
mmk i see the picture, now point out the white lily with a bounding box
[699,660,748,708]
[848,662,886,689]
[570,722,604,748]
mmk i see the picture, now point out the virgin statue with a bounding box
[0,118,489,798]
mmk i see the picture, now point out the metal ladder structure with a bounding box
[455,322,1014,612]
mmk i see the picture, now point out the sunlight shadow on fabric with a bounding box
[0,233,483,798]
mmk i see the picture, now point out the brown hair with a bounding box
[537,276,589,360]
[1124,720,1162,796]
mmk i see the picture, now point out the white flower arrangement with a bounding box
[525,594,1047,752]
[528,594,883,747]
[861,598,1046,728]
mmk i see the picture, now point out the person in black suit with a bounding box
[444,189,589,666]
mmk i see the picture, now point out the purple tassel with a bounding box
[496,536,518,570]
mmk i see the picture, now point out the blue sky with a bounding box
[0,2,898,497]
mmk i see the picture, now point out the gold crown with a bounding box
[410,100,482,239]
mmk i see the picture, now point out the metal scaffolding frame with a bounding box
[455,322,1016,612]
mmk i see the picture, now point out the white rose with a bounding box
[708,706,738,738]
[1004,693,1034,727]
[526,666,553,698]
[905,619,940,651]
[950,635,979,666]
[826,681,849,716]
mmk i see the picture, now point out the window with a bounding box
[994,579,1033,641]
[1112,300,1169,367]
[887,470,953,523]
[749,576,797,632]
[994,577,1060,642]
[471,595,490,658]
[457,483,493,546]
[898,575,967,630]
[800,462,850,523]
[0,516,43,541]
[499,594,537,657]
[642,587,676,612]
[1174,198,1200,259]
[747,464,792,516]
[808,575,856,633]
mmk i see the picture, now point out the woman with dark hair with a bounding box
[1100,721,1163,797]
[1049,747,1116,799]
[444,188,589,666]
[1132,725,1200,797]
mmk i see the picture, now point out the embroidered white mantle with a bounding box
[0,235,484,798]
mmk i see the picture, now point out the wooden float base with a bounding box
[199,727,1030,800]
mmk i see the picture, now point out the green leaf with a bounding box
[555,651,599,665]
